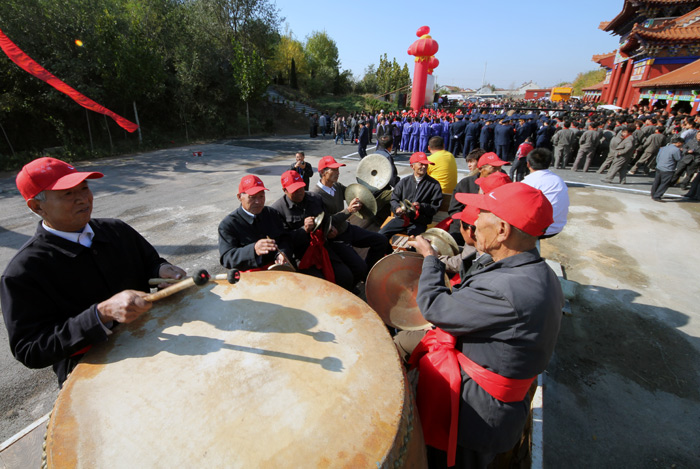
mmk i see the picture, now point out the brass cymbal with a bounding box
[356,153,392,192]
[345,183,377,220]
[312,211,325,232]
[366,252,450,331]
[267,263,296,272]
[423,228,460,256]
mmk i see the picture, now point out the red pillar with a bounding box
[603,63,623,104]
[621,61,636,108]
[617,60,635,107]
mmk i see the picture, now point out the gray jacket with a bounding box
[416,250,563,454]
[578,129,599,152]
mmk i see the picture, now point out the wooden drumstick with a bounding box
[266,236,296,271]
[144,269,210,302]
[148,271,240,286]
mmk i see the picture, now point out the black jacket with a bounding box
[390,174,443,225]
[1,219,168,384]
[218,207,294,270]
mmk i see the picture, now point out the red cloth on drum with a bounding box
[71,345,92,357]
[409,328,536,467]
[449,273,461,287]
[435,216,453,231]
[242,264,272,273]
[298,230,335,283]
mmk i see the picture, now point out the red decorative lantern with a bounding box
[427,56,439,75]
[407,26,440,111]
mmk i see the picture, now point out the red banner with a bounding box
[0,29,138,133]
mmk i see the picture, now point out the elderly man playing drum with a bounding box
[218,175,295,272]
[1,158,186,386]
[407,182,563,468]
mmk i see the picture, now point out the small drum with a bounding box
[45,273,427,468]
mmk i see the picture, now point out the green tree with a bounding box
[572,69,607,96]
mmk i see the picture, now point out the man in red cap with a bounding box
[311,156,390,285]
[218,175,295,271]
[406,182,563,468]
[379,152,443,238]
[270,170,355,290]
[1,157,186,385]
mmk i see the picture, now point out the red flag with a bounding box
[0,29,138,133]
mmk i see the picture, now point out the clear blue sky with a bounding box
[276,0,624,89]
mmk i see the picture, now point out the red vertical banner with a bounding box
[0,29,139,133]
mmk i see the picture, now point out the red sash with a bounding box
[408,328,535,466]
[435,216,453,231]
[298,230,335,283]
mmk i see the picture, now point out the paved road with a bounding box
[1,135,698,468]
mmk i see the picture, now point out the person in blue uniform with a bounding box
[443,116,452,151]
[494,118,514,161]
[479,118,494,152]
[401,117,413,152]
[410,118,421,153]
[464,116,481,157]
[450,115,467,156]
[419,117,432,153]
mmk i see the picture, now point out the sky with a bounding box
[275,0,625,90]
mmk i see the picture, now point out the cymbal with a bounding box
[403,199,417,214]
[423,228,460,256]
[345,183,377,220]
[356,153,392,192]
[312,212,325,232]
[267,263,295,272]
[366,252,449,331]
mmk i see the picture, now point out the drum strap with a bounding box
[408,328,535,467]
[298,231,335,283]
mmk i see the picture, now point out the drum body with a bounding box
[45,272,427,468]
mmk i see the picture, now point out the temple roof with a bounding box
[633,57,700,87]
[619,6,700,53]
[582,81,606,91]
[602,0,700,33]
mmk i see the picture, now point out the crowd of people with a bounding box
[312,102,700,201]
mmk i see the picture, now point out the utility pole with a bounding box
[482,62,487,90]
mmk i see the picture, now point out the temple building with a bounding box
[586,0,700,114]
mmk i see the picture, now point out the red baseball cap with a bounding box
[409,152,434,165]
[16,157,103,201]
[476,172,512,194]
[318,156,346,172]
[455,182,553,237]
[238,175,268,195]
[280,170,306,193]
[477,152,510,168]
[452,205,479,225]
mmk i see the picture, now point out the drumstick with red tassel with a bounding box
[145,269,240,302]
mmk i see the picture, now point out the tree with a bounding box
[290,58,298,89]
[305,30,339,71]
[232,41,268,136]
[269,31,307,84]
[572,69,607,96]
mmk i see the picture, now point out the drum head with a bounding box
[45,273,413,468]
[366,252,435,331]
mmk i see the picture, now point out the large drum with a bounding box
[44,272,427,468]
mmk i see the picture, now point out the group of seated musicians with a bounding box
[217,156,392,293]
